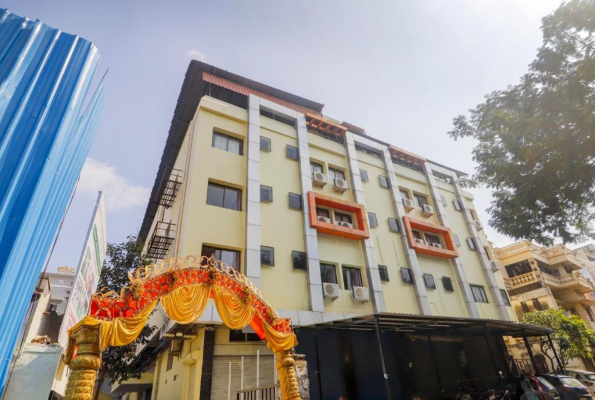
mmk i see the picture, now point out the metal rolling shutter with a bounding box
[211,355,275,399]
[187,363,197,400]
[317,330,346,399]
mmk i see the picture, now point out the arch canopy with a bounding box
[65,256,297,363]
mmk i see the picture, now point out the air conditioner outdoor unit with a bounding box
[352,286,370,302]
[323,282,340,300]
[338,221,353,228]
[414,238,426,246]
[403,198,415,212]
[490,260,500,272]
[169,339,182,356]
[474,220,483,231]
[311,172,327,188]
[318,216,331,224]
[422,204,435,218]
[432,243,442,249]
[333,178,349,194]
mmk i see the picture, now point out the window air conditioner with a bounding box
[474,220,483,231]
[333,178,349,194]
[352,286,370,302]
[422,204,435,218]
[311,172,327,188]
[323,282,340,300]
[403,198,415,212]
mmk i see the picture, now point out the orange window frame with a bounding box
[308,191,370,240]
[402,216,459,259]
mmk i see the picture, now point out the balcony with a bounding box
[157,168,184,208]
[542,271,595,293]
[146,221,176,259]
[508,270,595,294]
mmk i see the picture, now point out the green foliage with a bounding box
[96,235,156,388]
[523,309,595,370]
[449,0,595,245]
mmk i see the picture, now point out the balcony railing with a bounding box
[509,270,595,293]
[146,221,176,259]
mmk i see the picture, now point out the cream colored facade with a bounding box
[123,62,515,400]
[494,240,595,371]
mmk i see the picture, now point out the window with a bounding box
[400,189,410,200]
[413,193,428,208]
[329,168,345,181]
[310,162,323,175]
[484,246,492,260]
[423,274,436,290]
[521,301,530,312]
[316,208,330,219]
[425,234,441,246]
[467,238,477,251]
[206,183,241,211]
[442,277,454,292]
[292,251,307,270]
[342,266,363,290]
[440,195,447,207]
[586,307,595,322]
[229,329,260,342]
[260,136,271,152]
[201,246,241,271]
[470,285,488,303]
[453,200,462,211]
[500,289,511,306]
[288,193,302,210]
[261,246,274,266]
[401,268,413,284]
[167,354,175,371]
[388,218,400,233]
[335,212,353,224]
[320,263,337,284]
[260,185,273,203]
[412,230,422,240]
[212,131,243,155]
[378,265,389,282]
[533,298,545,311]
[453,234,461,247]
[368,212,378,227]
[360,169,369,182]
[379,175,389,188]
[286,145,299,160]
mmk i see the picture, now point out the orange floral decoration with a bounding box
[65,255,297,363]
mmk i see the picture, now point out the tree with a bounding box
[93,235,156,400]
[449,0,595,245]
[522,309,595,371]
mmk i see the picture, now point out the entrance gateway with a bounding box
[63,256,302,400]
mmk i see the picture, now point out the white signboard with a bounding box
[58,192,106,347]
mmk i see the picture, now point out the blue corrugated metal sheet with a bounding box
[0,8,104,389]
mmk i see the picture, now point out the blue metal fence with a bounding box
[0,8,104,390]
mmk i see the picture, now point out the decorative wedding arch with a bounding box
[63,256,302,400]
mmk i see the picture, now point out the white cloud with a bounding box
[186,49,205,62]
[79,158,150,212]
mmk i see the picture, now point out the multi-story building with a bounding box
[494,240,595,371]
[4,267,75,400]
[576,244,595,284]
[0,8,104,389]
[123,61,516,399]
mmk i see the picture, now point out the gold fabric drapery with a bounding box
[67,283,297,358]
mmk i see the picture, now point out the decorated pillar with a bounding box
[276,350,302,400]
[293,353,310,399]
[64,322,102,400]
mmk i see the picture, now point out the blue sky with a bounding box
[3,0,568,271]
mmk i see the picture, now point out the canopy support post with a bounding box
[374,315,392,400]
[64,322,102,400]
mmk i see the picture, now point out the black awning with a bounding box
[296,313,550,337]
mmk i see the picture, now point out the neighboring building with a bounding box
[0,8,104,389]
[114,61,516,399]
[4,267,75,400]
[494,240,595,371]
[576,244,595,284]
